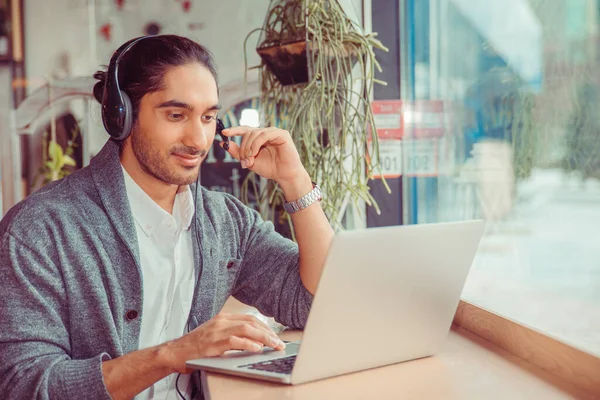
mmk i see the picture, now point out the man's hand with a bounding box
[164,312,286,374]
[220,126,306,186]
[220,125,334,296]
[102,312,285,399]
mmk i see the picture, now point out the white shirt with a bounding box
[122,166,196,400]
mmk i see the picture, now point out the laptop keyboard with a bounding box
[239,355,297,375]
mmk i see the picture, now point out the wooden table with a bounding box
[202,299,596,400]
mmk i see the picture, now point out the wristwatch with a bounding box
[283,182,323,214]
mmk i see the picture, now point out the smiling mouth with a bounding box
[173,153,203,167]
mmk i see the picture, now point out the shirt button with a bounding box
[125,310,139,321]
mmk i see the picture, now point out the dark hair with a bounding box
[93,35,218,124]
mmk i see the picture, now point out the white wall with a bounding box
[24,0,270,94]
[24,0,95,92]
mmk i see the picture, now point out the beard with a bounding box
[130,128,205,186]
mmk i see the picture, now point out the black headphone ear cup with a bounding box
[111,91,133,141]
[100,36,147,141]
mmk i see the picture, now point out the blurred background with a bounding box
[0,0,598,358]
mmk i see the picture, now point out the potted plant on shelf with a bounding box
[34,126,79,187]
[33,77,79,188]
[244,0,389,236]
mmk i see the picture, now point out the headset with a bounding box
[96,35,229,150]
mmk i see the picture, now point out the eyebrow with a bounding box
[155,100,222,112]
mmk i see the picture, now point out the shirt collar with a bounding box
[121,165,195,236]
[175,184,195,231]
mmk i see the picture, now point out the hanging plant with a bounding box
[255,0,308,86]
[244,0,390,234]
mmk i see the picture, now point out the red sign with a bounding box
[369,100,444,179]
[403,100,444,138]
[369,100,403,179]
[371,100,404,139]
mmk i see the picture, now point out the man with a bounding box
[0,35,334,399]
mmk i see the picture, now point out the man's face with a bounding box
[127,63,220,186]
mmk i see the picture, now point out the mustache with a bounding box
[171,145,207,158]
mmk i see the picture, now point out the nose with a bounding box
[185,118,210,150]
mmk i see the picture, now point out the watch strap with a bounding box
[283,182,323,214]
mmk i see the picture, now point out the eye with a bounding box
[202,115,216,123]
[168,113,184,121]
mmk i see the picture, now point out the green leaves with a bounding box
[33,126,80,189]
[47,140,76,171]
[48,140,64,170]
[63,155,77,167]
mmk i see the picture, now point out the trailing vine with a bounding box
[244,0,389,233]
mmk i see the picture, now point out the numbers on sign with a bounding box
[372,139,438,178]
[406,155,429,172]
[403,139,437,176]
[372,140,403,178]
[382,155,400,172]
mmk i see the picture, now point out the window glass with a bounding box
[405,0,600,355]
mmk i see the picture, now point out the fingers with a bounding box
[221,314,285,350]
[221,125,257,137]
[220,127,288,167]
[226,323,285,352]
[173,313,287,367]
[248,132,274,158]
[213,313,286,352]
[216,336,266,354]
[218,127,260,164]
[216,312,274,337]
[236,128,270,159]
[240,130,266,166]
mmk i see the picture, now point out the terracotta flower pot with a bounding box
[257,40,309,86]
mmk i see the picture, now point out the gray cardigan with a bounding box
[0,139,313,399]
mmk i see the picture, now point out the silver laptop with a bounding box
[186,220,484,385]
